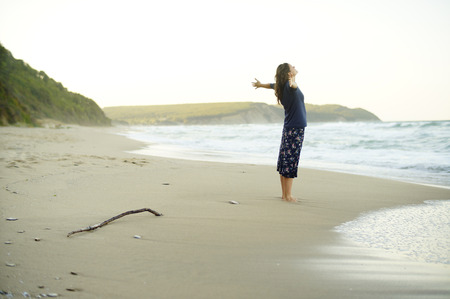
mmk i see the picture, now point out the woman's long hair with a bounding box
[274,63,290,105]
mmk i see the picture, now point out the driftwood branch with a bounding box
[67,208,163,237]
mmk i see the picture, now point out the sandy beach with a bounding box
[1,125,449,299]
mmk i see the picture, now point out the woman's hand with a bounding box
[288,73,298,89]
[252,78,261,89]
[252,78,272,89]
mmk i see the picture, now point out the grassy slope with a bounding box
[104,102,260,124]
[0,44,110,126]
[104,102,380,125]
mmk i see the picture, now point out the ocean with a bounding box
[121,120,450,188]
[119,120,450,266]
[335,199,450,265]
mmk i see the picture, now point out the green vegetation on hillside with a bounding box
[104,102,261,125]
[305,104,380,122]
[104,102,380,125]
[0,44,110,126]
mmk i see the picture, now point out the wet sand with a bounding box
[1,126,449,298]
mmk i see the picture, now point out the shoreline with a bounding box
[118,123,450,190]
[127,145,450,191]
[125,144,450,191]
[1,125,449,298]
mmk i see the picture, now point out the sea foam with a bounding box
[335,200,450,265]
[121,121,450,188]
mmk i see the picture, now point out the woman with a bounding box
[252,63,307,202]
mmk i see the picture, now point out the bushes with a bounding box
[0,44,110,126]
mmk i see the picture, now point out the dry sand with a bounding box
[1,125,449,298]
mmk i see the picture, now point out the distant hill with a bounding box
[0,44,110,126]
[306,103,380,122]
[104,102,283,125]
[103,102,380,125]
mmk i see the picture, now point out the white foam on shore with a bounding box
[118,121,450,188]
[335,200,450,265]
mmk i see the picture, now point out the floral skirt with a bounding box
[277,127,305,178]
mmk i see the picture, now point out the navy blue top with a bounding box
[271,82,307,128]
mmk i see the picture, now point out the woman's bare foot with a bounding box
[282,196,297,203]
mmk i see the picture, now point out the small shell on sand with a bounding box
[229,200,239,205]
[4,241,12,245]
[47,293,59,297]
[6,217,18,221]
[34,238,41,242]
[5,262,16,267]
[133,235,142,239]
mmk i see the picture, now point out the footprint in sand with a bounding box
[123,158,149,166]
[7,161,18,168]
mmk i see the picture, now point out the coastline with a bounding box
[1,125,449,298]
[120,121,450,189]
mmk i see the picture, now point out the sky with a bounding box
[1,0,449,121]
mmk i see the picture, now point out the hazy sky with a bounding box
[1,0,449,121]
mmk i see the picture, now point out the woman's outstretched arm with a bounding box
[252,78,273,89]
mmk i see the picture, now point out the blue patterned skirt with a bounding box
[277,127,305,178]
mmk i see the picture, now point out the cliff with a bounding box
[306,104,380,122]
[104,102,380,125]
